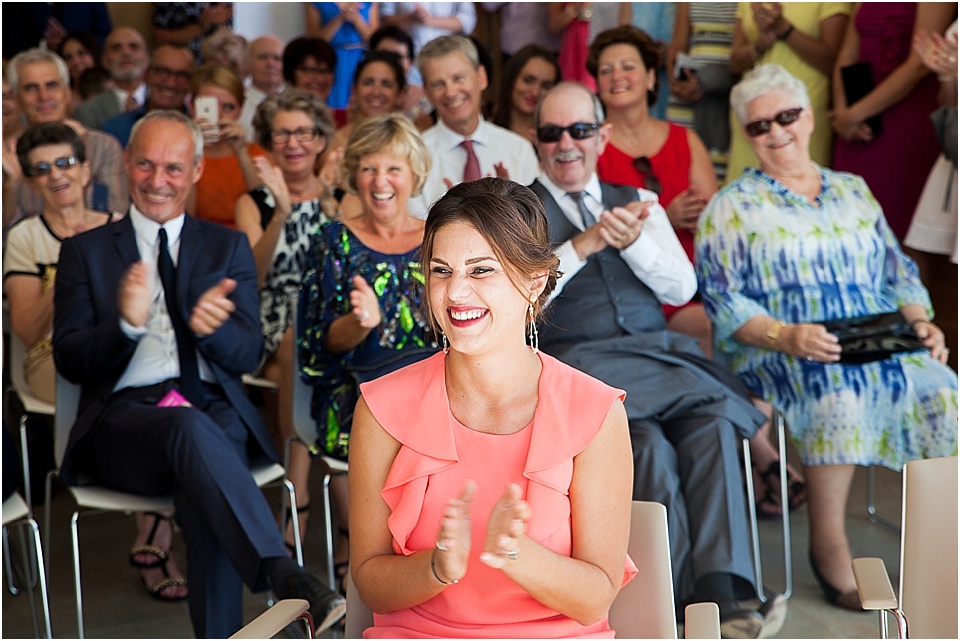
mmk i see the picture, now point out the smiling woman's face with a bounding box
[27,142,90,210]
[744,91,814,173]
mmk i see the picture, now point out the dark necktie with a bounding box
[462,139,481,182]
[157,228,205,407]
[568,191,597,227]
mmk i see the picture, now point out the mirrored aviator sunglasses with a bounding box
[744,107,804,138]
[28,155,79,177]
[536,122,600,143]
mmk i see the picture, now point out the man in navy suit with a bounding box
[53,110,345,638]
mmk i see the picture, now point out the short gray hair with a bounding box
[253,88,334,152]
[129,110,204,166]
[415,35,479,77]
[8,49,70,93]
[533,81,605,129]
[730,63,811,125]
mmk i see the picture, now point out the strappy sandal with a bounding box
[142,559,188,602]
[753,461,808,517]
[129,512,172,569]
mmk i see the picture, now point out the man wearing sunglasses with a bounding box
[102,44,195,148]
[529,82,784,639]
[409,35,538,217]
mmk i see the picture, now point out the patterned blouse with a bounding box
[298,220,437,459]
[696,166,957,469]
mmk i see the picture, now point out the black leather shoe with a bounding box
[274,572,347,635]
[808,550,863,611]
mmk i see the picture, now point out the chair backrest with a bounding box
[899,455,958,639]
[608,501,678,639]
[53,374,82,469]
[344,571,373,638]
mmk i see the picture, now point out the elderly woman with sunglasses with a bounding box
[696,63,957,611]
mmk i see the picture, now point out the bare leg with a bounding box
[262,328,312,546]
[806,463,857,593]
[666,304,714,359]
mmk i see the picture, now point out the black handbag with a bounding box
[822,313,926,364]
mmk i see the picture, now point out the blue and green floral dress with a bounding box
[298,220,438,459]
[696,166,957,470]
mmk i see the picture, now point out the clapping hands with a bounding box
[479,483,531,570]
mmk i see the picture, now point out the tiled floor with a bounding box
[3,449,904,639]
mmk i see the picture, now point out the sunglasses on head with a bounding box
[744,107,804,138]
[632,156,663,196]
[536,122,600,143]
[27,155,79,177]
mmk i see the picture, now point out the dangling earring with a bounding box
[441,331,450,354]
[526,298,539,354]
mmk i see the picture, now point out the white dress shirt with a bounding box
[240,83,283,142]
[115,207,214,391]
[409,116,539,218]
[537,171,697,307]
[112,83,147,110]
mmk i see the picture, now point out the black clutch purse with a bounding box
[840,62,883,136]
[822,312,925,364]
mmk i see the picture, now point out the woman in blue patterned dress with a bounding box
[696,64,957,611]
[298,113,437,579]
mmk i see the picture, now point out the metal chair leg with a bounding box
[866,466,901,533]
[71,509,85,639]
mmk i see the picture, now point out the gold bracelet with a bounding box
[765,320,787,345]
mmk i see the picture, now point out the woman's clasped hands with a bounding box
[432,481,532,584]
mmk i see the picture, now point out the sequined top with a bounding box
[298,220,438,458]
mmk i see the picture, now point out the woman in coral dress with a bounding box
[350,179,635,638]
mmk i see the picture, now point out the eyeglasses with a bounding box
[297,65,333,77]
[536,122,600,143]
[744,107,804,137]
[27,155,79,177]
[631,156,663,196]
[270,127,320,144]
[150,66,191,82]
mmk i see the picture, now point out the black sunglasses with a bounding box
[27,155,79,177]
[744,107,804,138]
[536,122,600,143]
[632,156,663,196]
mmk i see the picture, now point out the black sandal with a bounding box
[129,512,172,569]
[757,461,808,516]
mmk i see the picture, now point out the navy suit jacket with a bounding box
[53,213,275,484]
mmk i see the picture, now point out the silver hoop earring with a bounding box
[441,331,450,354]
[527,299,539,354]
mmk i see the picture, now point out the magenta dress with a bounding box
[359,352,637,638]
[832,3,941,239]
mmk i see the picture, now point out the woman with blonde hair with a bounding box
[189,64,265,227]
[298,113,437,586]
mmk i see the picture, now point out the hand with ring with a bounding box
[479,483,531,570]
[349,275,381,328]
[433,480,476,585]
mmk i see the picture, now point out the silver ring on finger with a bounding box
[500,547,520,560]
[360,310,369,322]
[436,540,448,551]
[806,355,814,362]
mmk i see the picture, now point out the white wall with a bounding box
[233,2,307,43]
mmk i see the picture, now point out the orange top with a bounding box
[193,143,267,228]
[359,352,637,639]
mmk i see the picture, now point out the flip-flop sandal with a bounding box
[129,512,171,569]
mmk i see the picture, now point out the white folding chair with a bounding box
[288,295,349,591]
[45,375,302,638]
[230,598,313,639]
[853,455,958,639]
[3,417,53,638]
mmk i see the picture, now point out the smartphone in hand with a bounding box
[194,96,220,143]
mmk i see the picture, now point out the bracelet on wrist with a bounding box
[778,24,794,40]
[765,320,787,346]
[430,548,458,585]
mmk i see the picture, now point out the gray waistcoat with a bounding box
[530,180,667,351]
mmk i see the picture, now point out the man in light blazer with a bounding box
[53,110,345,638]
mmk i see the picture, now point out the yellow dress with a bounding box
[725,2,852,181]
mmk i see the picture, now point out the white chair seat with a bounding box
[3,494,31,526]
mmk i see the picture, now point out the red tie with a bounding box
[462,139,481,182]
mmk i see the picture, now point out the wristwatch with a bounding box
[766,320,787,345]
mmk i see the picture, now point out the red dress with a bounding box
[597,122,693,319]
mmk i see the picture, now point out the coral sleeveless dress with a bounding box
[359,352,637,638]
